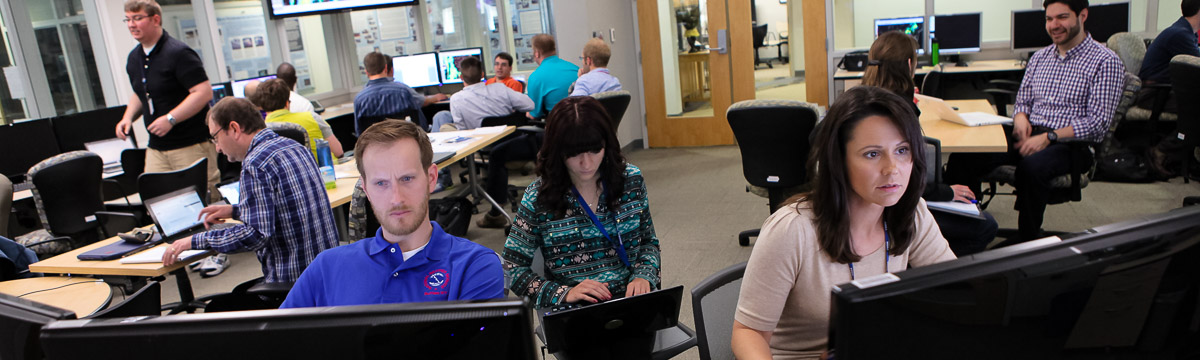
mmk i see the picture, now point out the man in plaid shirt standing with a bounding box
[946,0,1124,243]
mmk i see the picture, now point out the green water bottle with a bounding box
[931,36,940,66]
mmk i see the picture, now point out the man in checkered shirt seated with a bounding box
[945,0,1125,244]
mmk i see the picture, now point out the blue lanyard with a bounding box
[571,184,631,268]
[848,221,889,281]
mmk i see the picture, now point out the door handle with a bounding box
[710,29,728,54]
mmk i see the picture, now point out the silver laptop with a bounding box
[144,187,208,242]
[915,94,1013,127]
[84,138,133,174]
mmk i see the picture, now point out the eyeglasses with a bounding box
[122,15,150,24]
[208,127,224,143]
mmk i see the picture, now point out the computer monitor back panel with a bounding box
[437,48,485,85]
[1086,2,1130,43]
[40,299,537,360]
[0,119,61,182]
[210,82,232,106]
[52,105,128,152]
[831,205,1200,359]
[1012,9,1053,52]
[393,52,441,88]
[931,13,982,54]
[875,16,926,55]
[1,293,74,360]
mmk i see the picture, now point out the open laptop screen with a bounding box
[145,188,206,238]
[218,182,241,205]
[84,138,133,166]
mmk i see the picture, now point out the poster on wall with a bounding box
[178,19,203,58]
[218,14,273,80]
[284,18,314,92]
[351,7,422,81]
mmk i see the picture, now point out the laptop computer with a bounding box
[915,94,1013,127]
[539,285,684,354]
[218,181,241,205]
[83,138,133,175]
[77,187,210,261]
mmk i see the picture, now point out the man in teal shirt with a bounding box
[527,34,579,119]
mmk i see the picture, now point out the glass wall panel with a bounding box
[349,6,423,85]
[0,11,26,123]
[833,0,923,50]
[283,15,333,95]
[30,0,104,115]
[506,0,552,71]
[1157,0,1184,32]
[215,1,274,80]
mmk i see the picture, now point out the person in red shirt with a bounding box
[486,52,525,93]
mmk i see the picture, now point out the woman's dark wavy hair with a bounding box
[535,96,626,216]
[795,85,927,264]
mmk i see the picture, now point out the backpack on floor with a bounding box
[430,196,474,237]
[1094,147,1154,183]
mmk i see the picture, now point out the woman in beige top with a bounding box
[731,86,957,359]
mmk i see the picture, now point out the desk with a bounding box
[834,60,1025,99]
[678,52,710,102]
[28,228,214,314]
[919,99,1008,153]
[0,277,112,317]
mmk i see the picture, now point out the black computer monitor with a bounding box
[1012,9,1053,52]
[437,47,486,85]
[51,105,129,152]
[231,74,277,98]
[931,12,982,55]
[40,299,537,360]
[830,205,1200,359]
[875,16,926,55]
[393,52,441,88]
[210,82,232,106]
[541,285,684,358]
[1087,2,1130,43]
[0,293,76,360]
[0,119,61,182]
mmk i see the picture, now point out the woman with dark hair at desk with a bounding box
[502,96,660,309]
[731,86,956,359]
[863,31,998,256]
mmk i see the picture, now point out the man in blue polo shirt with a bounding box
[526,34,579,119]
[281,119,504,308]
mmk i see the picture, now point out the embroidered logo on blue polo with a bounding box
[424,269,449,296]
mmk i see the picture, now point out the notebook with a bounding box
[926,200,986,219]
[118,247,206,264]
[916,94,1013,127]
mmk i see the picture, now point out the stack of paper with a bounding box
[118,247,206,264]
[926,201,984,219]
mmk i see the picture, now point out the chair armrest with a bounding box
[988,79,1020,89]
[982,89,1017,96]
[1057,138,1097,191]
[23,236,72,250]
[517,125,545,134]
[526,119,546,127]
[246,281,295,296]
[101,179,131,207]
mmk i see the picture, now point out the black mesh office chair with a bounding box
[203,276,294,312]
[1169,55,1200,183]
[88,280,160,319]
[921,70,944,99]
[326,113,358,152]
[137,158,210,206]
[752,24,771,69]
[591,90,632,131]
[14,151,138,257]
[727,100,819,246]
[266,121,310,149]
[691,262,747,360]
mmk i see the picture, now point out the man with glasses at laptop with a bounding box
[161,97,339,285]
[280,120,504,308]
[115,0,219,203]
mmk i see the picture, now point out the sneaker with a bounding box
[188,257,208,272]
[476,212,509,229]
[200,253,231,278]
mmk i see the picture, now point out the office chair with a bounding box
[979,72,1140,239]
[326,113,358,151]
[347,179,380,241]
[1169,55,1200,183]
[202,276,294,312]
[982,79,1021,117]
[88,280,160,319]
[1109,32,1176,132]
[920,70,944,99]
[137,158,210,206]
[0,175,11,238]
[106,148,146,206]
[266,121,310,149]
[727,100,819,246]
[691,262,747,360]
[460,112,532,210]
[14,151,139,257]
[590,90,632,132]
[752,24,771,69]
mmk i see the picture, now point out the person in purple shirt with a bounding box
[281,119,504,308]
[570,38,622,96]
[945,0,1124,244]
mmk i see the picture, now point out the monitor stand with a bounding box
[947,55,968,67]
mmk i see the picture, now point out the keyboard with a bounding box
[13,181,32,192]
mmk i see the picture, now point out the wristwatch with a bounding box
[166,113,177,126]
[1045,131,1058,143]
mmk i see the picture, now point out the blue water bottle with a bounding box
[315,138,334,167]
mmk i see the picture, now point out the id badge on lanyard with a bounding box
[571,185,631,268]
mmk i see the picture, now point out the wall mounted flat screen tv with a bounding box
[268,0,419,19]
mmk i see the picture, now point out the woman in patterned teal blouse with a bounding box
[503,96,661,308]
